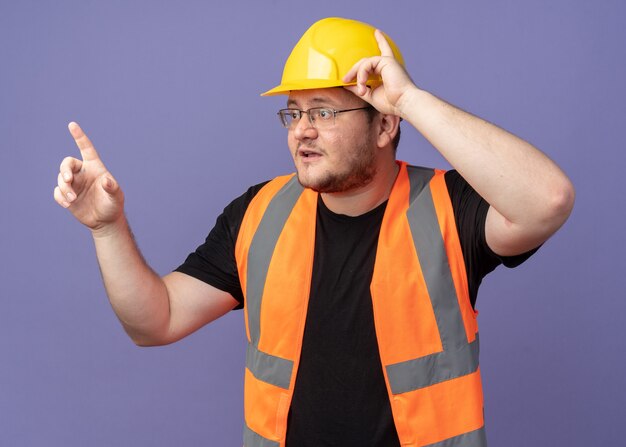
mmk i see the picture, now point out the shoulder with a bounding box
[402,163,460,204]
[443,169,471,200]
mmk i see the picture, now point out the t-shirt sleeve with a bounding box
[445,170,538,308]
[174,182,269,310]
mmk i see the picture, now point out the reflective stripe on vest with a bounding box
[236,174,315,447]
[244,422,280,447]
[384,165,479,395]
[423,427,487,447]
[236,162,486,447]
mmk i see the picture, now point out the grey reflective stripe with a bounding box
[387,334,479,394]
[423,426,487,447]
[406,165,435,204]
[386,166,478,395]
[243,423,279,447]
[407,168,466,350]
[246,176,303,346]
[246,343,293,390]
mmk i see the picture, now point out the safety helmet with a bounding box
[261,17,404,96]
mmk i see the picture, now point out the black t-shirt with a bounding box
[176,169,534,446]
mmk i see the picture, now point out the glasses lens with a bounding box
[277,108,337,129]
[278,109,301,128]
[310,108,334,127]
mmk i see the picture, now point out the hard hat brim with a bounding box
[260,79,382,97]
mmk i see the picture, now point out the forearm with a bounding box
[91,216,170,346]
[398,87,574,229]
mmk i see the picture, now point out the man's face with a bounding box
[286,88,379,194]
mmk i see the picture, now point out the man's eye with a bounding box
[318,109,332,119]
[290,111,300,120]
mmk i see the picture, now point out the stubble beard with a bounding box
[296,141,378,194]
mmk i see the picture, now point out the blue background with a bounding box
[1,1,624,445]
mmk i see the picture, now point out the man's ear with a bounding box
[376,114,401,148]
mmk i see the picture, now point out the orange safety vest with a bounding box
[235,161,486,447]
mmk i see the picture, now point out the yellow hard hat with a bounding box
[261,17,404,96]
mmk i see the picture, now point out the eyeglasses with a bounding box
[277,106,373,129]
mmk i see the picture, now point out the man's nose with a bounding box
[292,114,318,140]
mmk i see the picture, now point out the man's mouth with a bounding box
[301,151,320,158]
[298,147,322,159]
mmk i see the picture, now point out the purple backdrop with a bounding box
[1,1,624,445]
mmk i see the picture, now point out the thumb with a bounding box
[101,174,120,196]
[344,85,361,96]
[344,84,374,103]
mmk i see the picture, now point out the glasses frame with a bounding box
[277,106,373,129]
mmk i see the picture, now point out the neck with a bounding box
[321,157,400,216]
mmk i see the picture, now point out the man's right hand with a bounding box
[54,122,124,234]
[53,122,238,346]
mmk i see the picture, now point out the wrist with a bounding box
[91,214,128,240]
[395,86,426,121]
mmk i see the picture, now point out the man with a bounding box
[54,17,574,447]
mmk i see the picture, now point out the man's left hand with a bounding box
[342,29,418,117]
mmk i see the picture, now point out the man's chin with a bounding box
[294,160,377,193]
[295,175,324,193]
[296,172,369,194]
[296,171,334,193]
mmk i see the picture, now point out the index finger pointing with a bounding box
[68,122,100,162]
[374,29,394,58]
